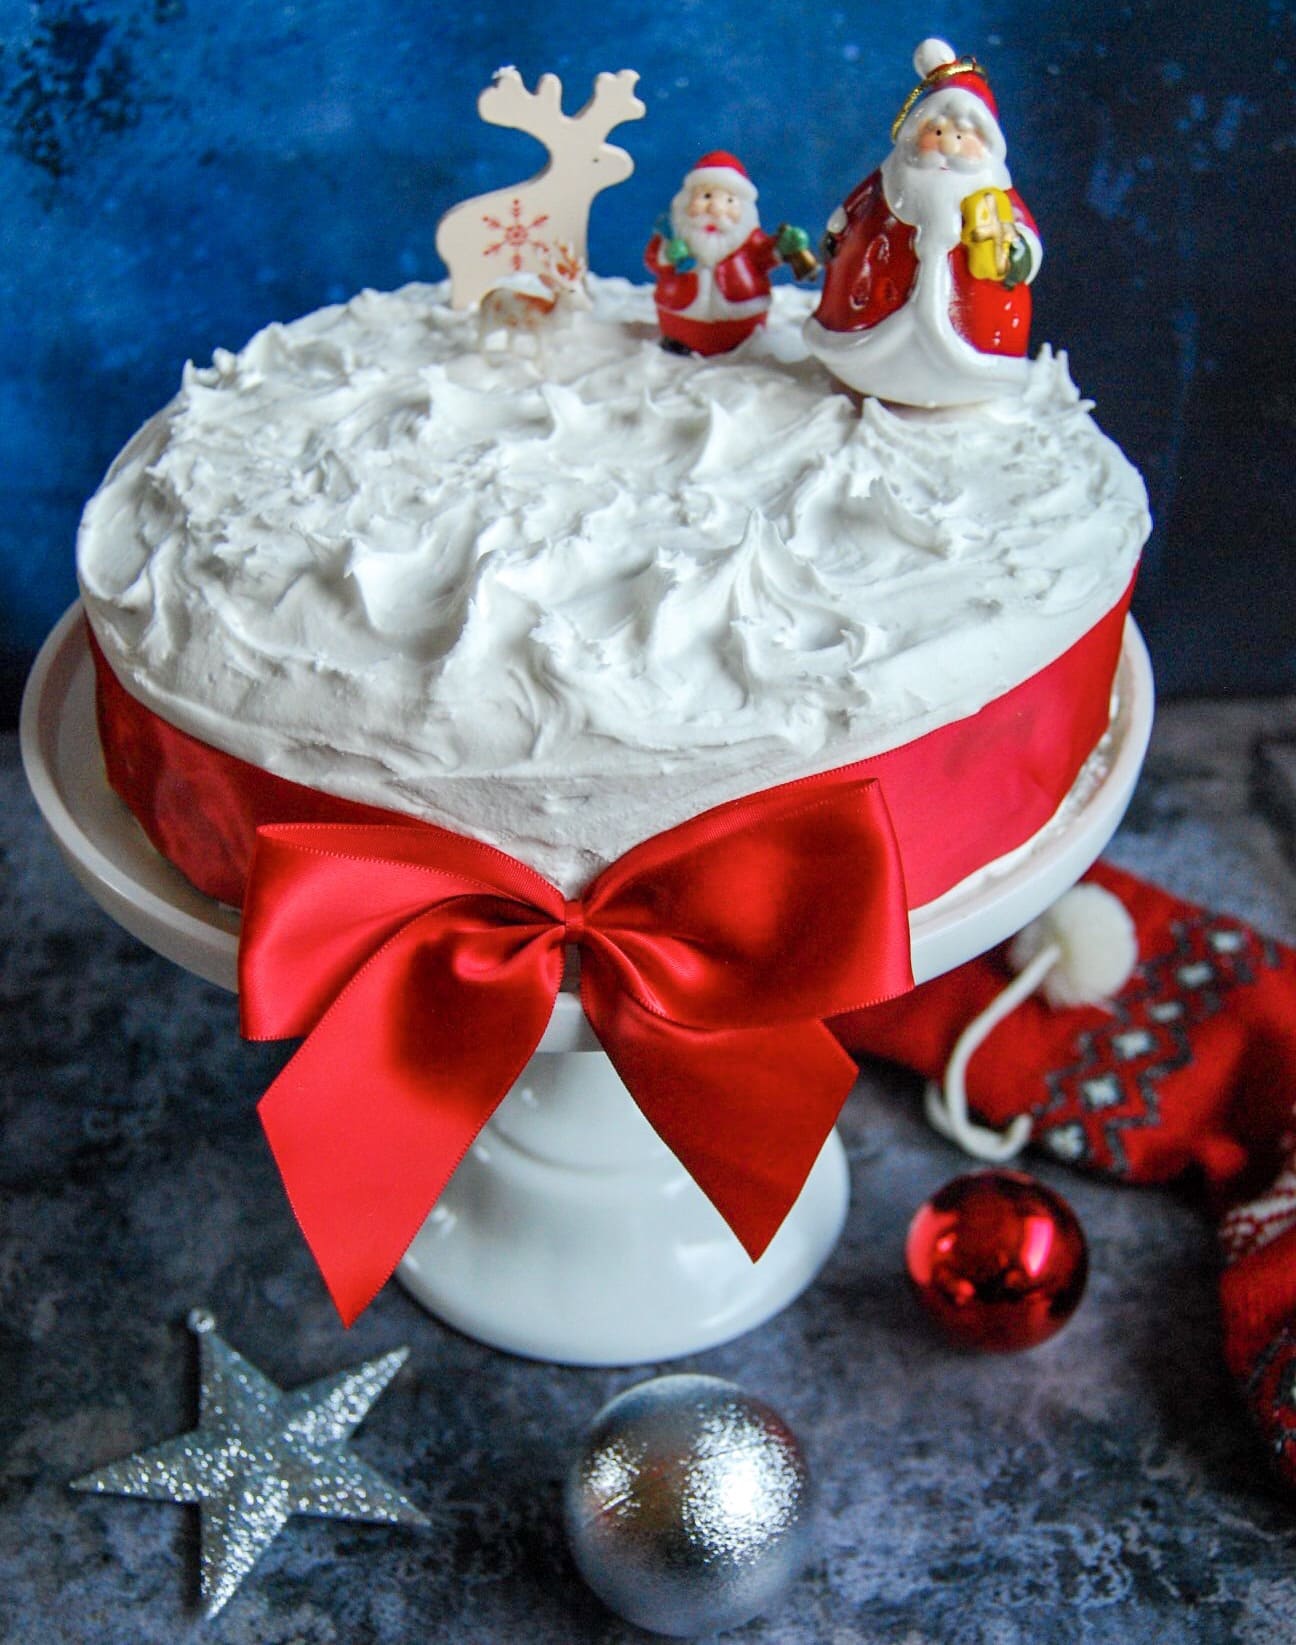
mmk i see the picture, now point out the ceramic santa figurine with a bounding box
[805,39,1043,407]
[645,152,815,356]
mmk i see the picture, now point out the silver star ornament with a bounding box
[71,1308,427,1616]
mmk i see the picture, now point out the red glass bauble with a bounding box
[905,1170,1088,1352]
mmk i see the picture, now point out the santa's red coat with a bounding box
[645,229,781,355]
[815,169,1038,357]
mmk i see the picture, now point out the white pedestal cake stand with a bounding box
[22,605,1154,1365]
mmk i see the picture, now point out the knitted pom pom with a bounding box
[1008,884,1139,1009]
[913,38,957,78]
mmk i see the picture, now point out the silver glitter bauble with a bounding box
[563,1373,813,1637]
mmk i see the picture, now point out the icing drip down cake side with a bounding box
[78,278,1150,898]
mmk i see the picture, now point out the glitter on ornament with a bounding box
[70,1309,426,1617]
[563,1373,813,1637]
[905,1170,1088,1351]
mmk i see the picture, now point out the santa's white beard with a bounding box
[671,199,759,267]
[881,146,1011,259]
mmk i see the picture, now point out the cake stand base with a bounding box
[397,1049,848,1364]
[22,605,1153,1367]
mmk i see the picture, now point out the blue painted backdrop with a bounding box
[2,0,1292,721]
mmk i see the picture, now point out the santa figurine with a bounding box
[645,152,816,356]
[805,39,1043,407]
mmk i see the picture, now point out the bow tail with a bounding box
[258,916,561,1325]
[587,983,860,1261]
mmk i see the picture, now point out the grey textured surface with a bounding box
[3,700,1296,1643]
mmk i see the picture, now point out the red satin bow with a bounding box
[239,770,914,1324]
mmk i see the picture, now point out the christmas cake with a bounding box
[71,48,1155,1326]
[78,275,1147,909]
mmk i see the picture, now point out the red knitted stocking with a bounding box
[831,861,1296,1481]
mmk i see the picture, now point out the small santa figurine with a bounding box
[805,39,1043,407]
[645,152,816,356]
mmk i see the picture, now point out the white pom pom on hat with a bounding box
[914,37,957,78]
[1008,884,1140,1010]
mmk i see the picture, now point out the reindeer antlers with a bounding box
[579,70,646,139]
[478,67,564,130]
[478,66,645,140]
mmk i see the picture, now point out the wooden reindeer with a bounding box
[436,68,645,311]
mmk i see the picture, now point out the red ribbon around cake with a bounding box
[239,773,914,1324]
[88,577,1134,913]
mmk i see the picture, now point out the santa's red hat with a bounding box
[681,150,758,202]
[891,38,1006,160]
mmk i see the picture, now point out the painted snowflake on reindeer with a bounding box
[481,197,551,273]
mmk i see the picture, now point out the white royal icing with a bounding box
[79,278,1149,894]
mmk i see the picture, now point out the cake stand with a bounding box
[22,605,1154,1365]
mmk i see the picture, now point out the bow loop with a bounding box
[241,772,914,1324]
[240,821,565,1042]
[581,778,913,1029]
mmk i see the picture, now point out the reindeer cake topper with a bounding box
[436,67,646,310]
